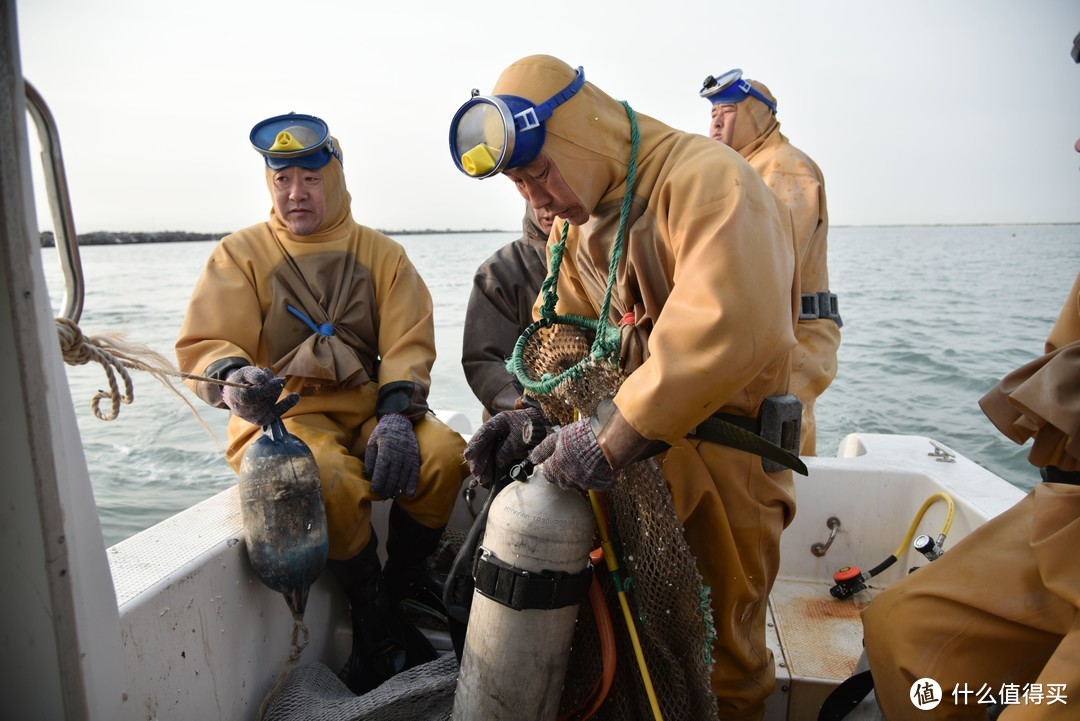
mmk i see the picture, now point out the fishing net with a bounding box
[260,656,457,721]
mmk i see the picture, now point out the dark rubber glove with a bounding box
[528,418,616,492]
[463,406,548,483]
[221,366,300,427]
[365,414,420,498]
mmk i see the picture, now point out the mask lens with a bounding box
[251,113,337,169]
[700,68,743,102]
[450,66,584,178]
[452,99,513,177]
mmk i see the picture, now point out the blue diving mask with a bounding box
[250,113,343,170]
[449,66,586,178]
[699,69,777,114]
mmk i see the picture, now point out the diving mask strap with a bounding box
[516,67,587,131]
[743,82,777,114]
[325,138,342,165]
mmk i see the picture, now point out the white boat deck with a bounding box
[102,431,1027,721]
[761,433,1025,720]
[771,579,873,684]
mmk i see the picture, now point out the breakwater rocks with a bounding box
[39,231,226,247]
[39,228,510,247]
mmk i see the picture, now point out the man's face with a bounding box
[536,206,556,234]
[271,166,326,235]
[709,104,738,146]
[505,153,590,226]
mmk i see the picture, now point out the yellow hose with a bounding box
[588,490,664,721]
[892,492,955,558]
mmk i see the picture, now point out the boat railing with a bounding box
[25,79,83,322]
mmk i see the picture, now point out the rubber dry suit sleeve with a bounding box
[176,238,265,407]
[979,272,1080,472]
[593,171,795,457]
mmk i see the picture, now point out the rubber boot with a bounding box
[382,502,448,615]
[326,530,433,695]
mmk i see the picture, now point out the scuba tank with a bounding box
[452,462,595,721]
[238,418,328,617]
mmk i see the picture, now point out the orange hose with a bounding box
[557,550,618,721]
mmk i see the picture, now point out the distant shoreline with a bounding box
[38,228,514,247]
[37,221,1079,247]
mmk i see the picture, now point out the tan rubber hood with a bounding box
[264,138,351,240]
[730,80,780,156]
[492,55,639,215]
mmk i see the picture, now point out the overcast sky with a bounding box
[15,0,1080,234]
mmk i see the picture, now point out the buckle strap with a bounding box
[710,412,760,435]
[800,292,843,327]
[687,395,807,476]
[473,550,592,611]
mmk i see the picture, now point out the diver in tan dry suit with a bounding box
[462,205,553,420]
[449,55,801,720]
[175,113,467,694]
[860,270,1080,720]
[699,69,841,456]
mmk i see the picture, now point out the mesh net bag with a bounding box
[260,656,457,721]
[516,322,617,427]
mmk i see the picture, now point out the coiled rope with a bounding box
[509,101,640,396]
[54,316,242,424]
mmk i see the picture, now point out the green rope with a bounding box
[536,223,567,324]
[699,585,716,666]
[509,101,640,396]
[592,101,639,361]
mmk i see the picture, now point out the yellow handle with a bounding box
[588,490,664,721]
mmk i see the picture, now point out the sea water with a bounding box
[40,225,1079,547]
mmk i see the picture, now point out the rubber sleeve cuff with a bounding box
[590,398,670,470]
[201,356,250,408]
[376,381,430,421]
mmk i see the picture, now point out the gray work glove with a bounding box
[463,406,548,483]
[528,417,616,492]
[221,366,300,428]
[364,413,420,498]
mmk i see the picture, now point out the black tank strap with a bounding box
[817,670,875,721]
[473,550,592,611]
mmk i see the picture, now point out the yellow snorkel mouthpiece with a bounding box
[269,131,307,152]
[461,143,497,177]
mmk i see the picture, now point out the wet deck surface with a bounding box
[769,578,877,682]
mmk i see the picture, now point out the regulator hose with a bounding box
[831,492,955,600]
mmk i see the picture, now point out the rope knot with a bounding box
[56,317,95,365]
